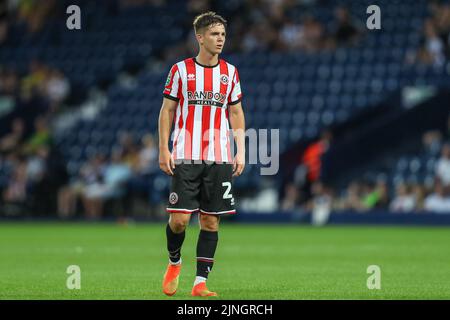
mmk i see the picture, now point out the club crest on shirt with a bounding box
[169,192,178,205]
[220,74,229,85]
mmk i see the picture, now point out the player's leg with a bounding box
[192,162,235,297]
[191,213,220,297]
[167,213,190,263]
[163,213,190,296]
[163,163,202,296]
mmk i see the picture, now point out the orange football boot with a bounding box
[191,282,218,297]
[162,263,181,296]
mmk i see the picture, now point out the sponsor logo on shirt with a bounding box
[187,91,227,107]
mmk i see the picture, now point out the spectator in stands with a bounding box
[309,181,334,225]
[435,143,450,186]
[45,68,70,112]
[22,116,51,155]
[405,44,434,66]
[424,19,446,67]
[136,133,158,175]
[422,130,443,156]
[57,183,77,219]
[78,154,108,219]
[424,180,450,213]
[58,153,106,219]
[298,15,325,53]
[31,146,68,216]
[21,60,48,98]
[242,22,277,52]
[241,25,260,52]
[331,6,361,47]
[126,133,159,213]
[0,2,9,45]
[337,180,366,212]
[82,149,132,219]
[0,118,25,154]
[118,131,139,169]
[361,180,389,210]
[412,183,427,211]
[26,146,48,184]
[0,68,19,96]
[405,18,446,67]
[306,181,333,211]
[428,0,450,55]
[2,155,28,207]
[187,0,210,14]
[24,145,63,215]
[279,18,304,51]
[17,0,56,34]
[281,183,301,211]
[389,183,417,213]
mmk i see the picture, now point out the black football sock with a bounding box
[196,230,219,279]
[166,224,185,264]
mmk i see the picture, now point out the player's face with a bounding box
[200,24,226,55]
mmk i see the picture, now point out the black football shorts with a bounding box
[166,162,236,215]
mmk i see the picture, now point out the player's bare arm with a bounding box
[229,101,245,177]
[158,97,177,176]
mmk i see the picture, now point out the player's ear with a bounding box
[195,32,204,46]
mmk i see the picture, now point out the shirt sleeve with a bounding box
[228,67,242,105]
[163,64,180,101]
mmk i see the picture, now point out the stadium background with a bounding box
[1,0,450,299]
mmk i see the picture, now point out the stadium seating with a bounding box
[0,0,186,89]
[2,0,448,195]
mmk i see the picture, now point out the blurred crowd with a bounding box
[0,115,67,216]
[0,0,57,41]
[0,60,71,114]
[162,0,363,62]
[2,0,450,219]
[0,0,365,220]
[282,116,450,214]
[0,58,72,217]
[58,131,159,220]
[406,0,450,67]
[0,123,159,219]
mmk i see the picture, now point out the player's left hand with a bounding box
[232,152,245,177]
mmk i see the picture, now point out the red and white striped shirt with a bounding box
[163,57,242,163]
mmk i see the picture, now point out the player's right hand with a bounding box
[159,149,175,176]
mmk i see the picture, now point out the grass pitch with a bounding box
[0,221,449,300]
